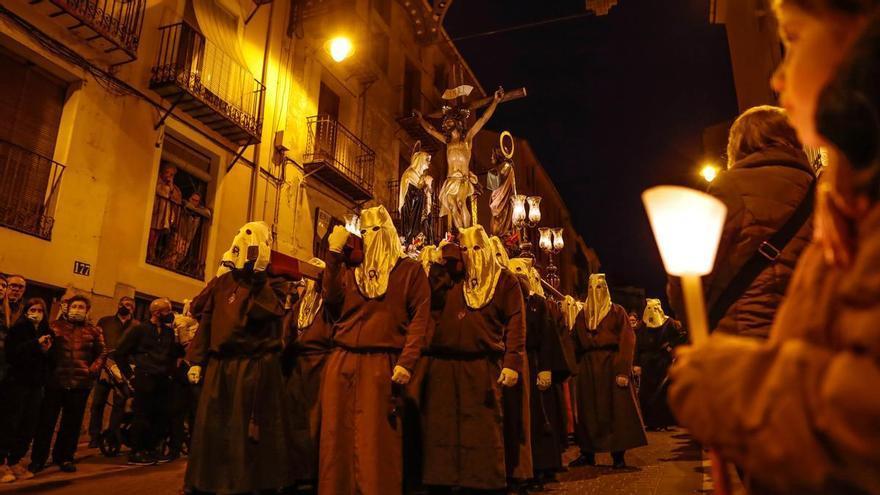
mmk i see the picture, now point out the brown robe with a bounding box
[422,270,526,490]
[283,297,334,483]
[669,206,880,495]
[318,253,429,495]
[184,270,296,493]
[526,294,573,474]
[570,303,647,454]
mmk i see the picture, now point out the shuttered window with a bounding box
[0,46,67,239]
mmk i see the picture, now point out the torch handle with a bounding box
[680,275,731,495]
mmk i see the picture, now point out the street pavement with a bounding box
[0,430,710,494]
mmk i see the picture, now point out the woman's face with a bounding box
[771,5,867,147]
[27,305,44,321]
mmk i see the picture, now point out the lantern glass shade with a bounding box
[512,195,527,225]
[538,228,552,251]
[345,213,360,236]
[553,228,564,250]
[642,186,727,276]
[527,196,542,223]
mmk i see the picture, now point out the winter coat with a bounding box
[669,204,880,494]
[5,317,53,387]
[48,319,105,389]
[669,146,815,339]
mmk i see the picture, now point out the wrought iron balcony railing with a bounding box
[147,194,211,280]
[151,22,265,145]
[0,139,66,240]
[304,115,375,202]
[31,0,145,63]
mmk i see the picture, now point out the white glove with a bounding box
[633,366,642,376]
[615,374,629,388]
[188,365,202,384]
[498,368,519,387]
[328,225,350,254]
[536,371,552,391]
[391,365,412,385]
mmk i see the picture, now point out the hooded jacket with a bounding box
[669,146,815,338]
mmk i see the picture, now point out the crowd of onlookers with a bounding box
[0,275,198,484]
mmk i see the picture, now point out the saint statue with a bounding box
[416,86,504,231]
[487,131,517,236]
[398,142,435,245]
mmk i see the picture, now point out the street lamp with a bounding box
[700,163,720,184]
[326,36,354,62]
[642,185,731,495]
[512,194,542,258]
[539,227,564,289]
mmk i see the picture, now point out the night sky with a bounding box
[444,0,739,303]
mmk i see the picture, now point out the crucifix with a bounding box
[414,84,526,232]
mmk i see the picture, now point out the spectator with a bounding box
[115,298,181,466]
[0,298,53,483]
[5,276,26,331]
[30,295,105,474]
[669,106,814,339]
[0,274,9,384]
[88,296,138,448]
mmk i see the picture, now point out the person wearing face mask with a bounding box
[88,296,138,448]
[420,225,525,493]
[30,295,105,474]
[568,274,646,469]
[633,299,686,432]
[0,299,52,483]
[183,222,296,494]
[318,206,430,495]
[113,298,181,466]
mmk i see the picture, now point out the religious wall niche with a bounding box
[147,135,214,280]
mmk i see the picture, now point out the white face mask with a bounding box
[27,311,43,324]
[67,308,87,322]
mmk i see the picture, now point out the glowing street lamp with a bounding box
[642,185,731,495]
[700,163,720,184]
[539,227,564,289]
[512,195,542,258]
[326,36,354,62]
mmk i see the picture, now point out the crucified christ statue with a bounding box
[415,87,504,230]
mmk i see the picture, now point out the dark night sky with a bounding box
[444,0,739,302]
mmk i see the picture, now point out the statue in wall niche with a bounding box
[415,85,504,231]
[398,141,435,246]
[487,131,517,237]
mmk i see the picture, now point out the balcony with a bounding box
[28,0,145,64]
[396,90,443,153]
[304,115,374,202]
[150,22,265,146]
[147,194,210,280]
[0,140,66,240]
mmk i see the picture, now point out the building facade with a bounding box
[0,0,482,317]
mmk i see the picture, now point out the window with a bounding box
[0,47,68,240]
[403,59,422,115]
[373,0,391,24]
[372,30,390,75]
[147,135,213,280]
[434,63,448,93]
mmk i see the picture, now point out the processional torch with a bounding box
[642,185,731,495]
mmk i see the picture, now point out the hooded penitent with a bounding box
[562,295,582,331]
[584,273,611,330]
[642,298,669,329]
[460,225,502,310]
[298,258,326,329]
[489,235,511,268]
[508,258,546,298]
[217,221,272,276]
[419,244,443,275]
[355,206,406,299]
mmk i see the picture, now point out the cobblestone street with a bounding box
[0,430,707,495]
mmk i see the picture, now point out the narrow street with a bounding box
[0,430,707,495]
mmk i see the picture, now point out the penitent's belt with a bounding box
[583,344,619,353]
[333,342,402,355]
[422,348,503,361]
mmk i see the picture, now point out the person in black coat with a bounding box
[0,298,52,482]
